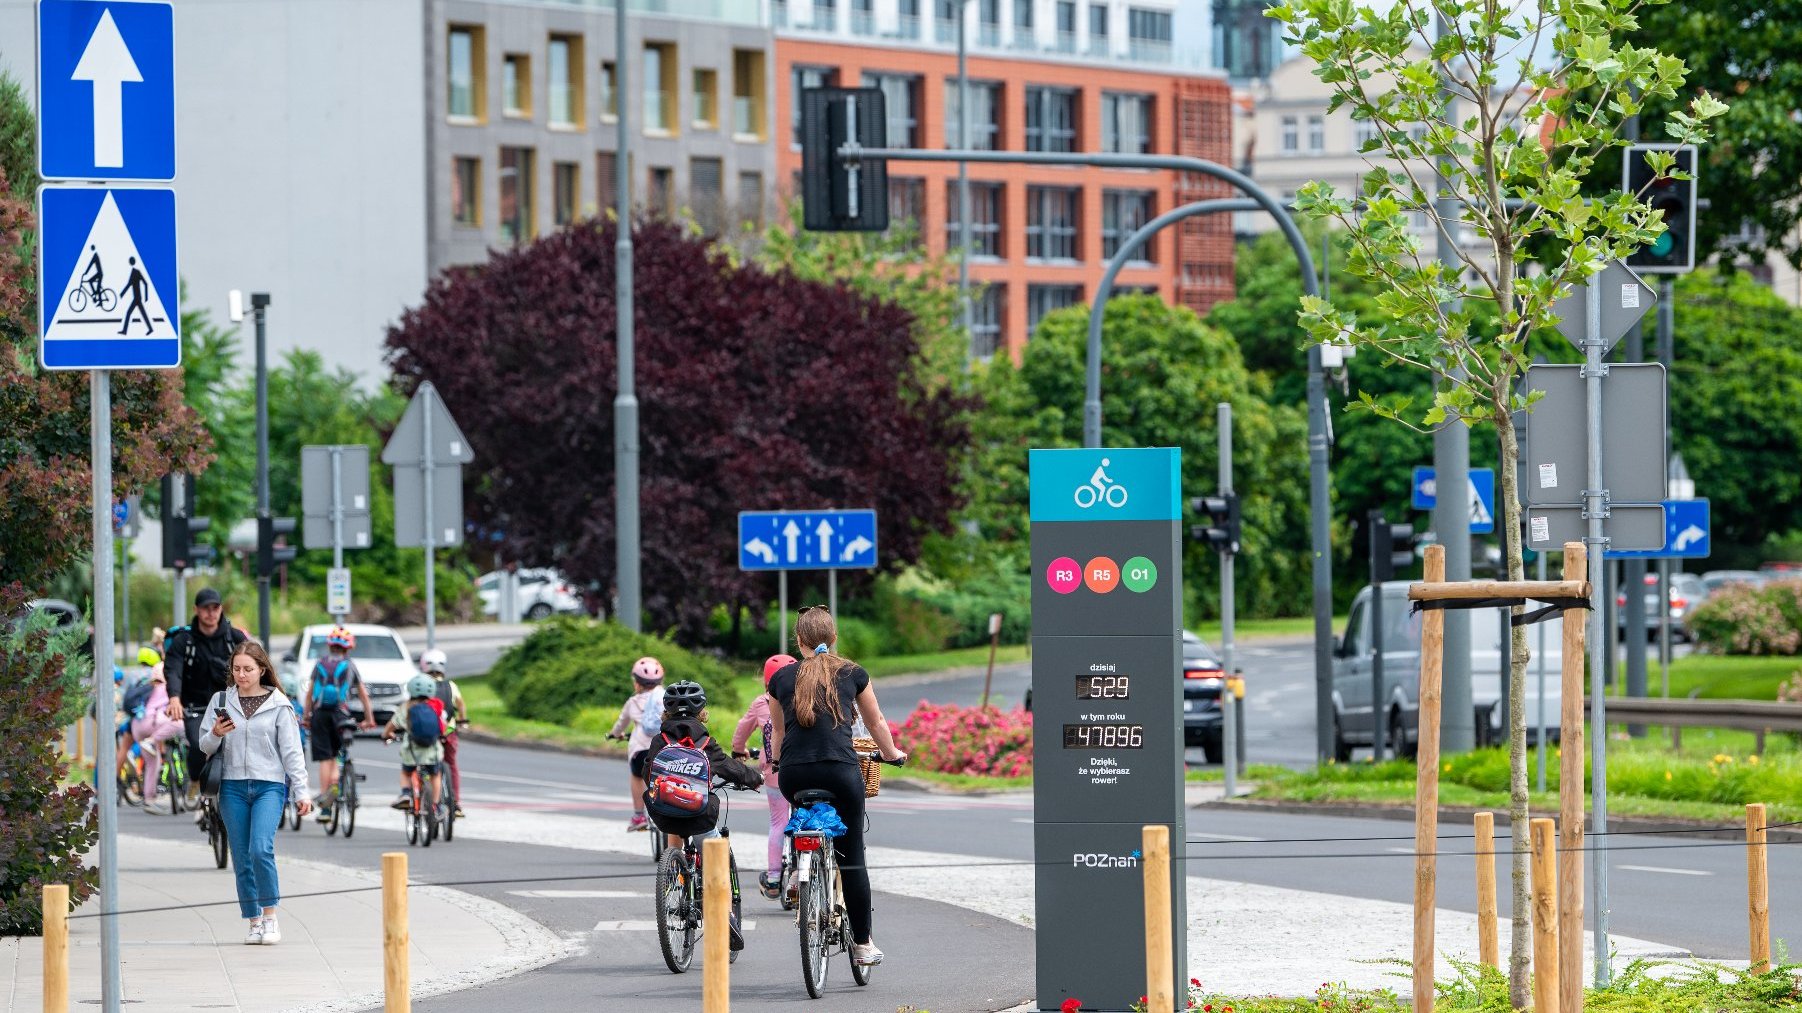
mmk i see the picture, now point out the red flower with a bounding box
[1062,999,1082,1013]
[1191,978,1202,986]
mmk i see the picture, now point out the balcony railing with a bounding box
[1127,38,1172,63]
[1051,30,1076,52]
[733,96,760,136]
[644,90,672,130]
[977,23,1001,46]
[851,9,876,33]
[935,16,958,42]
[892,12,921,37]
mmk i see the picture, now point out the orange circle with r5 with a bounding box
[1083,556,1121,594]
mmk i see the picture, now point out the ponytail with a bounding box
[792,608,848,729]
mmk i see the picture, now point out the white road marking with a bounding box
[1617,864,1711,877]
[357,757,627,797]
[594,919,756,931]
[509,889,647,899]
[1189,832,1260,842]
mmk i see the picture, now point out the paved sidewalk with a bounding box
[0,834,570,1013]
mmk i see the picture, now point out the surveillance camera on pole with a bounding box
[1624,143,1697,274]
[799,86,890,232]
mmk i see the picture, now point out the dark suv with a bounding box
[1180,632,1229,763]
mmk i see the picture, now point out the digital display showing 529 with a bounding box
[1076,674,1130,699]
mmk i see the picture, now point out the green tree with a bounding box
[0,68,34,200]
[1270,0,1726,1000]
[967,294,1312,620]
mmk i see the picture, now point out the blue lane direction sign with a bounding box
[38,186,180,369]
[38,0,176,182]
[1608,499,1711,560]
[1410,466,1496,534]
[738,509,878,571]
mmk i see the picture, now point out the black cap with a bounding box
[194,587,223,607]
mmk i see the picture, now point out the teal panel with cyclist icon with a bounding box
[1028,447,1181,523]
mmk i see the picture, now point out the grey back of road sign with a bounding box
[383,382,473,549]
[301,445,373,549]
[382,381,474,467]
[1553,261,1655,354]
[1523,363,1668,551]
[393,465,465,549]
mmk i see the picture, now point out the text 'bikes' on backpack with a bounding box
[646,733,712,819]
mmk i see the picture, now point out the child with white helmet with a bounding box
[608,656,665,832]
[419,648,467,818]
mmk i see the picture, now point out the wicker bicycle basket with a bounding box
[853,736,882,797]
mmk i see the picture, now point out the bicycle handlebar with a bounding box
[857,752,907,768]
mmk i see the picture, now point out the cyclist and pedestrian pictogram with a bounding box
[37,186,180,369]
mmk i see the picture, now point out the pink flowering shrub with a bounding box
[893,701,1034,778]
[1688,582,1802,656]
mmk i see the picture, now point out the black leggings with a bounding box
[779,760,872,944]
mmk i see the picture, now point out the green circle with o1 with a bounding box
[1121,556,1157,593]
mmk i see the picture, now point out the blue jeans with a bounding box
[219,779,287,918]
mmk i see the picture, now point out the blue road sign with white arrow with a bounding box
[38,186,180,369]
[1608,499,1711,560]
[738,509,879,571]
[1410,466,1496,534]
[38,0,176,182]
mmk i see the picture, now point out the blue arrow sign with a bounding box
[1608,499,1710,560]
[1410,466,1496,534]
[111,498,130,531]
[38,186,180,370]
[738,509,878,571]
[38,0,176,182]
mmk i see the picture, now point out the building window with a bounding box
[738,170,765,226]
[1354,117,1379,149]
[1101,92,1151,154]
[553,161,580,226]
[452,157,481,226]
[971,284,1004,358]
[864,72,921,148]
[815,0,840,31]
[733,50,767,138]
[1028,283,1081,335]
[935,0,958,43]
[1025,86,1078,152]
[1025,185,1079,260]
[649,166,674,217]
[601,62,618,120]
[1127,6,1171,58]
[897,0,922,38]
[978,0,1001,44]
[499,146,536,244]
[1280,114,1298,153]
[548,35,583,127]
[1306,113,1325,153]
[887,176,926,245]
[689,157,725,234]
[693,68,719,128]
[448,26,485,122]
[946,180,1003,258]
[1088,3,1108,53]
[943,80,1001,150]
[644,43,678,133]
[1015,0,1033,32]
[1101,189,1154,261]
[1055,0,1077,49]
[502,54,531,118]
[596,151,617,205]
[852,0,876,35]
[792,66,838,146]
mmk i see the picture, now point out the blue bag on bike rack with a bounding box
[784,803,848,838]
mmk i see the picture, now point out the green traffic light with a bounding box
[1650,232,1675,257]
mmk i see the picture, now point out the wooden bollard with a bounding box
[74,721,84,768]
[703,837,730,1012]
[1558,542,1587,1013]
[1748,803,1770,973]
[1531,819,1561,1013]
[383,852,409,1013]
[1141,825,1174,1013]
[1474,812,1499,970]
[1412,544,1447,1013]
[42,884,68,1013]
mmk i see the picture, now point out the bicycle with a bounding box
[399,765,443,848]
[67,277,117,314]
[652,779,753,974]
[157,737,188,815]
[117,742,144,807]
[785,752,904,998]
[200,794,228,869]
[324,723,363,839]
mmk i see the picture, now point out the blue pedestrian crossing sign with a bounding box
[38,186,181,370]
[1607,499,1711,560]
[37,0,176,182]
[1410,466,1496,534]
[738,509,879,571]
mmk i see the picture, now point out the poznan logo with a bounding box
[1072,457,1129,509]
[1071,850,1141,869]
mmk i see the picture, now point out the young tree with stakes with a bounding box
[1268,0,1726,1004]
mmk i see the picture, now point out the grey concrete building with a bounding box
[1,0,775,380]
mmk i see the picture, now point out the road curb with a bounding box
[458,728,624,759]
[1197,796,1802,842]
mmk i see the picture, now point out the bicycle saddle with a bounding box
[793,789,837,808]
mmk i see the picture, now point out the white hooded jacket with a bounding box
[198,684,311,799]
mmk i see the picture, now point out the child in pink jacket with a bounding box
[128,648,185,812]
[733,654,796,899]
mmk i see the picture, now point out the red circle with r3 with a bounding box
[1083,556,1120,593]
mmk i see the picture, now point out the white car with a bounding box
[282,623,416,727]
[476,568,585,620]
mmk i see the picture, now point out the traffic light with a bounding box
[258,516,298,578]
[1368,509,1416,584]
[799,86,890,232]
[160,473,215,571]
[1624,143,1697,274]
[1190,494,1241,555]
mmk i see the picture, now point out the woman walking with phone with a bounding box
[200,642,311,944]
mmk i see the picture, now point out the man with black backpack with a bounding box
[163,588,249,807]
[303,627,376,820]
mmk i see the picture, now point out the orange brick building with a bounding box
[774,29,1236,357]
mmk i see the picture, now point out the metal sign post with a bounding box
[1217,405,1237,798]
[1029,447,1185,1011]
[1581,278,1614,986]
[90,373,122,1013]
[384,383,473,651]
[737,509,879,650]
[303,444,371,618]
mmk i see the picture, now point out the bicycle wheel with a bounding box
[98,288,117,312]
[164,750,186,815]
[208,807,229,869]
[327,789,341,836]
[119,761,143,807]
[442,788,455,842]
[655,846,696,973]
[727,850,741,966]
[68,288,88,313]
[407,805,420,846]
[424,802,437,847]
[847,866,873,986]
[798,855,831,997]
[343,766,358,839]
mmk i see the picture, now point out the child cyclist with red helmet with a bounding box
[608,656,666,832]
[733,654,797,899]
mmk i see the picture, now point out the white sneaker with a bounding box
[142,796,171,815]
[851,941,883,966]
[259,915,281,945]
[194,807,207,826]
[245,920,264,945]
